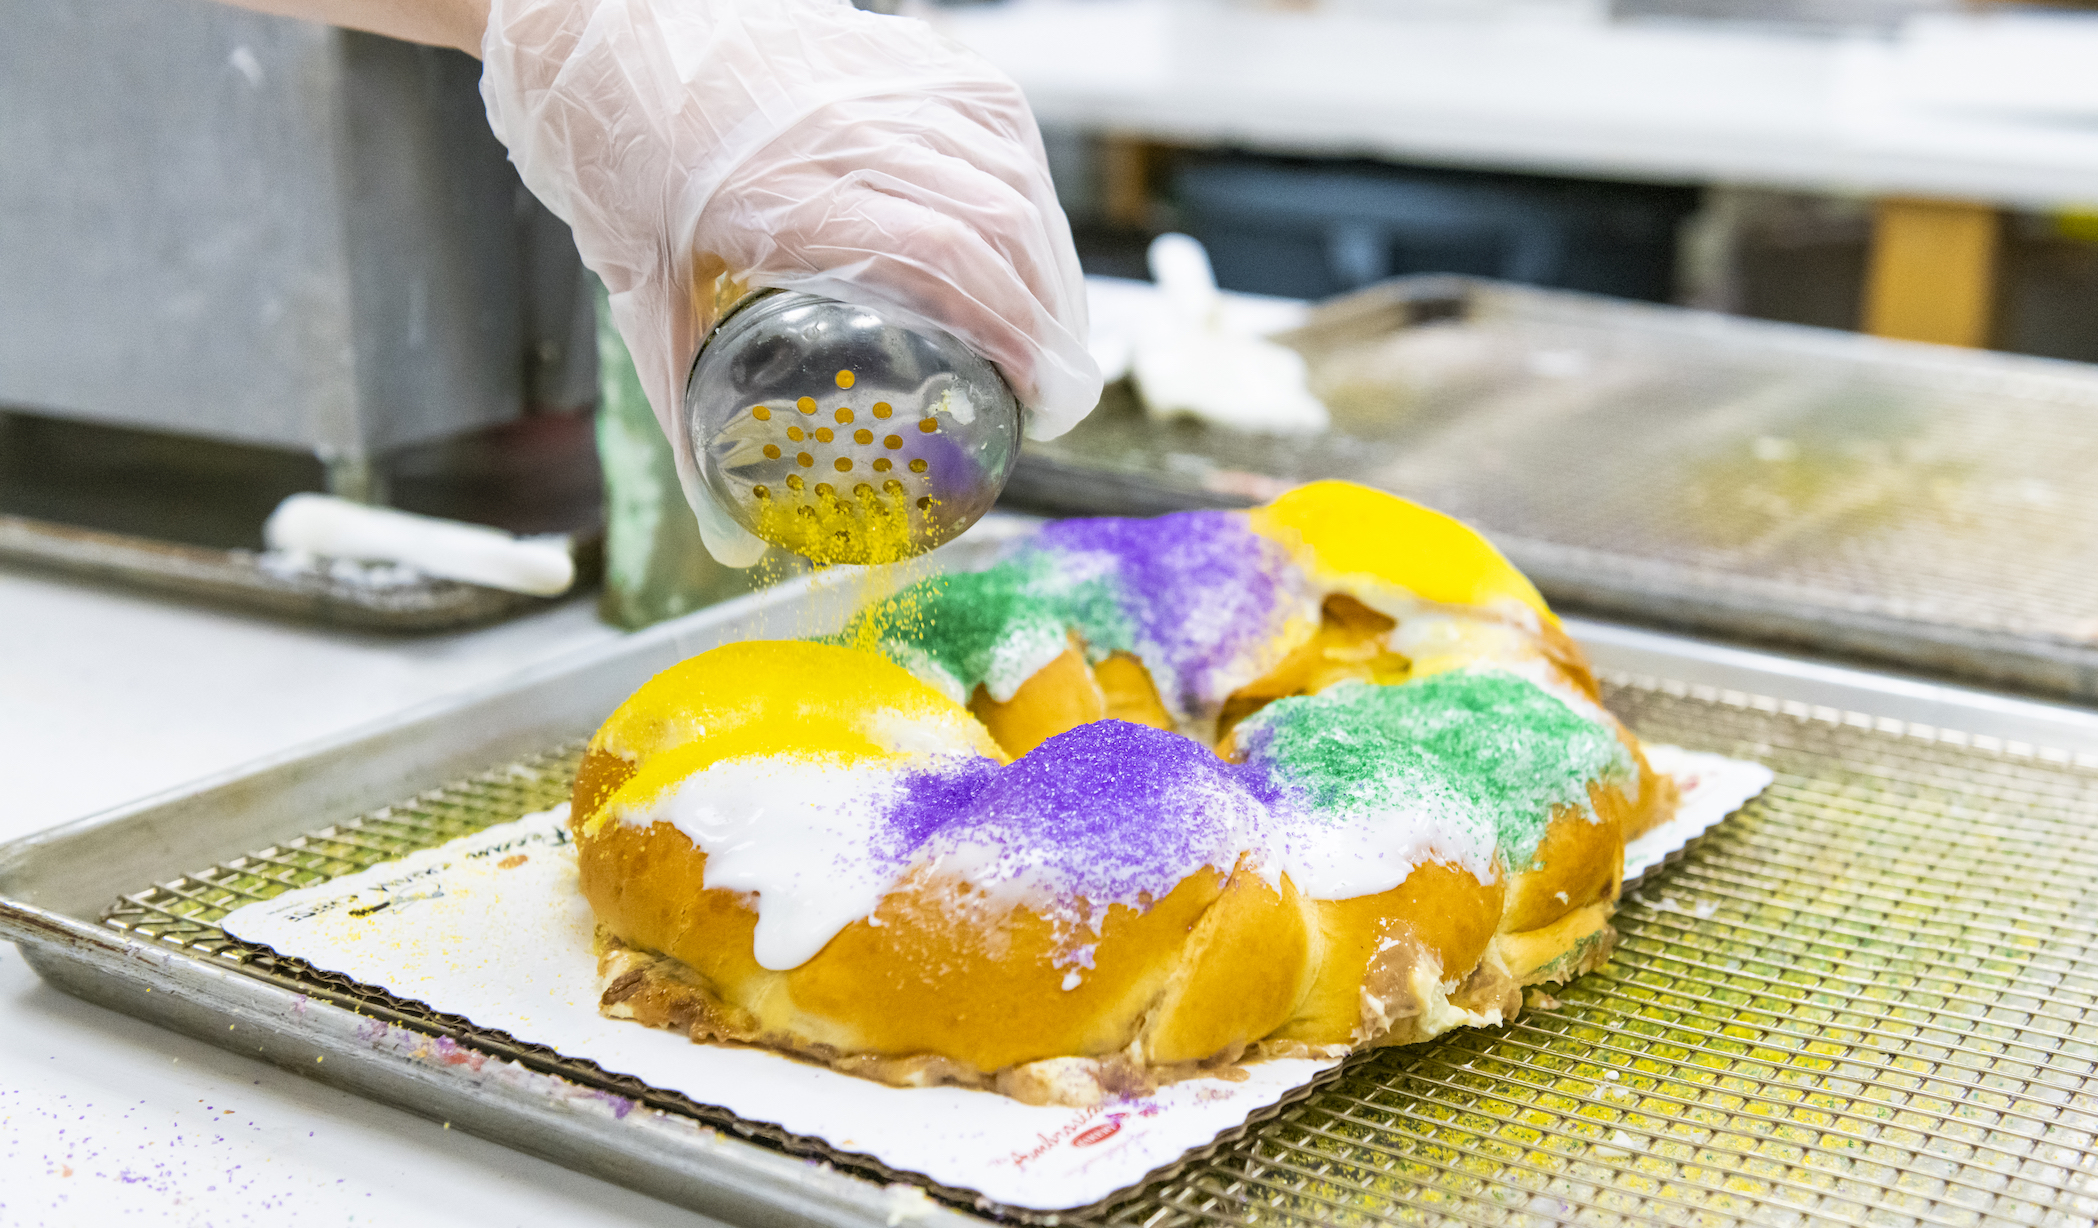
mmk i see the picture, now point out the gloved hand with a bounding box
[480,0,1100,565]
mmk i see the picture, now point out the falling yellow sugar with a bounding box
[750,481,922,568]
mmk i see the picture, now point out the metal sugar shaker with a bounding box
[683,291,1021,565]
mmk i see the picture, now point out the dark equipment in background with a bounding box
[0,1,603,627]
[1172,154,1701,303]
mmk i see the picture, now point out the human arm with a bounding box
[211,0,489,55]
[480,0,1098,562]
[209,0,1100,564]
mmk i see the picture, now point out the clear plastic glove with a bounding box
[480,0,1100,565]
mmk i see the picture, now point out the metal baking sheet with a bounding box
[6,547,2098,1226]
[0,511,596,632]
[1006,276,2098,703]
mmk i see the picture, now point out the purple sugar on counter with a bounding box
[1037,512,1311,718]
[919,720,1264,906]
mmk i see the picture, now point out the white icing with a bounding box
[1266,780,1499,901]
[1388,613,1623,746]
[1385,609,1528,666]
[606,600,1615,970]
[613,755,914,970]
[882,643,969,707]
[980,622,1072,704]
[860,704,989,758]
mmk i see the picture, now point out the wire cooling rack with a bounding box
[101,682,2098,1226]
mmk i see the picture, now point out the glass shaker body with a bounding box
[683,291,1021,565]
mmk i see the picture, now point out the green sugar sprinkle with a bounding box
[1243,671,1632,871]
[836,554,1133,700]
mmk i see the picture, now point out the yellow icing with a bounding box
[591,639,1001,793]
[1248,481,1555,626]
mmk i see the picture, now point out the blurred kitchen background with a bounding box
[5,0,2098,630]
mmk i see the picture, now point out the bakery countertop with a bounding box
[0,567,728,1227]
[934,1,2098,211]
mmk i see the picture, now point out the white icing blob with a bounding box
[980,621,1072,704]
[614,755,913,970]
[860,704,990,758]
[1266,780,1498,901]
[882,644,969,706]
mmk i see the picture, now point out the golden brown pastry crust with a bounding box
[575,769,1314,1082]
[968,639,1104,759]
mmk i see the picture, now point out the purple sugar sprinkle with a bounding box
[874,755,1001,863]
[917,720,1264,906]
[1037,512,1311,717]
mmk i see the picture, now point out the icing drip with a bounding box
[1238,670,1632,894]
[618,753,939,971]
